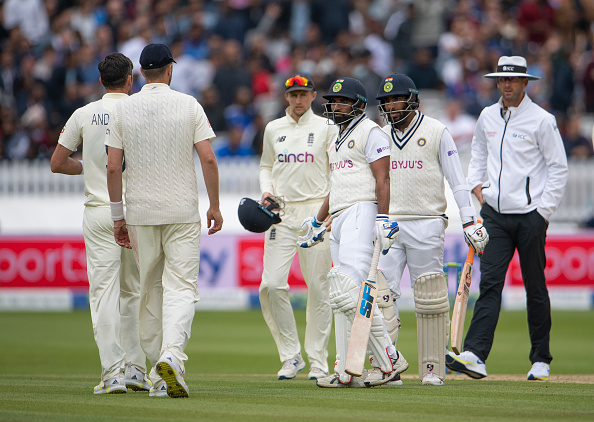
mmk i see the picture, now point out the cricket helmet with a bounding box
[322,77,367,125]
[237,197,282,233]
[376,73,419,127]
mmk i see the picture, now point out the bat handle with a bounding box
[367,237,382,281]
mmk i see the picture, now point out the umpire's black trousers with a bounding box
[463,203,553,365]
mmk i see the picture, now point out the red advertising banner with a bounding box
[507,235,594,287]
[0,237,88,288]
[237,237,306,289]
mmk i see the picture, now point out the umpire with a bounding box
[447,56,568,381]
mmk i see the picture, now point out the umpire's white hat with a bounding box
[484,56,540,80]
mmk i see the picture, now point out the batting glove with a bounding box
[375,214,399,255]
[297,216,326,248]
[463,221,489,257]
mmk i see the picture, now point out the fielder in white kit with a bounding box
[375,73,488,385]
[299,77,403,388]
[106,44,223,398]
[50,52,151,394]
[259,75,336,380]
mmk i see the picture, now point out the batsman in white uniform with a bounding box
[50,53,151,394]
[299,77,403,388]
[375,73,488,385]
[259,75,336,380]
[106,44,223,399]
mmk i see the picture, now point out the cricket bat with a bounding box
[345,240,382,377]
[450,246,475,355]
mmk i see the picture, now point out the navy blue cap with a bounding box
[139,44,176,70]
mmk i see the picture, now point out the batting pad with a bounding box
[328,269,358,377]
[377,270,399,344]
[414,273,450,381]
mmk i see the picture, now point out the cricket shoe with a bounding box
[421,372,444,386]
[94,370,127,395]
[124,363,152,392]
[527,362,550,381]
[308,367,328,380]
[384,374,403,386]
[149,380,169,397]
[277,354,306,380]
[156,351,189,398]
[316,371,367,388]
[391,351,409,375]
[446,350,487,379]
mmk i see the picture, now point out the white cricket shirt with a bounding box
[58,93,128,207]
[106,83,215,225]
[259,107,336,202]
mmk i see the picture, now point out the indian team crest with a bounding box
[348,140,355,149]
[333,79,344,92]
[383,77,393,93]
[417,138,427,147]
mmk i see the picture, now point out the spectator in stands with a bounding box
[212,39,251,107]
[216,125,253,158]
[440,97,477,150]
[562,113,594,159]
[201,85,228,133]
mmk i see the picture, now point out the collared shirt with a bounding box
[468,94,568,220]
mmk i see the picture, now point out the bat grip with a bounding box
[367,238,382,281]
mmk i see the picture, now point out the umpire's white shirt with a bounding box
[467,94,568,220]
[106,83,215,225]
[260,107,336,202]
[58,93,128,207]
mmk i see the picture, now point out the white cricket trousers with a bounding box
[378,218,446,298]
[260,199,332,371]
[83,206,145,381]
[129,222,200,382]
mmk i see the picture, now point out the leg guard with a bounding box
[328,268,358,383]
[377,270,400,345]
[414,273,450,382]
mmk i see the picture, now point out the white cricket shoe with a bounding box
[149,380,169,397]
[124,363,152,392]
[384,374,403,386]
[156,351,189,398]
[93,370,127,395]
[277,354,306,380]
[316,370,367,388]
[392,351,409,375]
[364,367,401,387]
[446,350,487,379]
[308,367,328,380]
[527,362,550,381]
[422,372,444,385]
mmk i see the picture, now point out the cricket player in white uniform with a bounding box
[50,53,151,394]
[299,77,403,388]
[106,44,223,399]
[259,75,336,381]
[375,73,488,385]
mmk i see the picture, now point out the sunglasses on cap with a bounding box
[285,76,311,89]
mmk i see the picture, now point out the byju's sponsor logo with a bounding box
[330,160,354,171]
[391,160,423,169]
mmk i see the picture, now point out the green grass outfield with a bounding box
[1,310,593,421]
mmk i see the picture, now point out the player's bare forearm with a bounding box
[106,146,124,202]
[50,144,83,175]
[472,184,485,206]
[370,156,390,214]
[315,195,330,222]
[196,140,223,234]
[114,219,131,249]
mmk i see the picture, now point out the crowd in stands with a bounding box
[1,0,594,162]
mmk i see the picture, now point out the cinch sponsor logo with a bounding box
[447,150,458,156]
[376,146,389,154]
[277,151,314,163]
[392,160,422,169]
[330,160,353,171]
